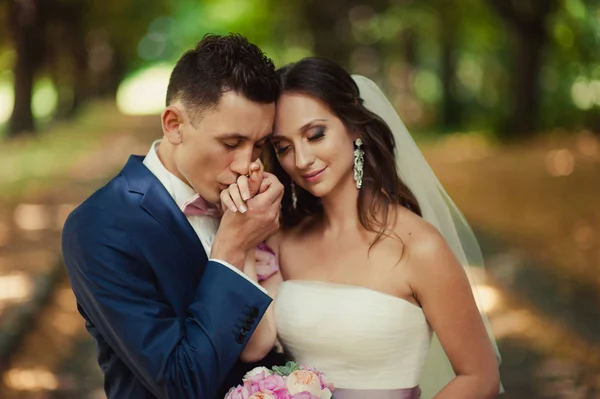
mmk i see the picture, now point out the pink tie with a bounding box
[182,195,280,281]
[181,194,223,218]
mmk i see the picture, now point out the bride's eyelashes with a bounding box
[307,127,326,142]
[274,144,290,155]
[274,127,326,155]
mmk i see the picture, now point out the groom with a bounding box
[62,34,285,398]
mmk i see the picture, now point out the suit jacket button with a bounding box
[236,334,244,344]
[250,307,259,317]
[244,321,253,329]
[240,327,249,336]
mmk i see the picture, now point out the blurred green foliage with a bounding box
[1,0,599,138]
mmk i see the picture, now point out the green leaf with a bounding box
[271,361,300,376]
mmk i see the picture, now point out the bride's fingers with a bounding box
[236,175,251,202]
[227,183,247,213]
[220,189,238,213]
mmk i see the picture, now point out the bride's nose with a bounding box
[294,143,315,170]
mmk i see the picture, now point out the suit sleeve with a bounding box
[61,209,271,399]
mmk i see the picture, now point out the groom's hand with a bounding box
[212,172,283,270]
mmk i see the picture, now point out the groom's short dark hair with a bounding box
[166,33,280,123]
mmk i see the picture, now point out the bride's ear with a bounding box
[349,126,362,142]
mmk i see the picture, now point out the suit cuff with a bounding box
[209,258,268,294]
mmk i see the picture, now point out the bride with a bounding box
[222,57,502,398]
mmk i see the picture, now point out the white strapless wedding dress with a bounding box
[275,280,433,399]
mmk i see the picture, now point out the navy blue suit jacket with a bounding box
[61,155,274,398]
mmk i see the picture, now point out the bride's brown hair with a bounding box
[264,57,421,242]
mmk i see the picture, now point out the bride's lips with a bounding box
[301,167,327,183]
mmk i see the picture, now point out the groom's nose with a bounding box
[229,147,254,177]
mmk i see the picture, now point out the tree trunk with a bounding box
[52,1,88,119]
[7,0,44,137]
[438,1,461,130]
[489,0,558,139]
[401,27,418,85]
[70,30,89,116]
[510,25,544,136]
[301,0,390,68]
[301,0,356,66]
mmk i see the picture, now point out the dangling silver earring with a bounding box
[290,182,298,210]
[353,138,364,189]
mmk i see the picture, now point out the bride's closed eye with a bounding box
[307,127,326,141]
[273,127,326,155]
[274,143,290,155]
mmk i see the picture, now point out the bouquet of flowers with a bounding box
[225,361,334,399]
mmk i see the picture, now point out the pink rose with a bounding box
[316,373,333,391]
[274,390,292,399]
[243,367,273,384]
[248,382,262,394]
[259,374,286,392]
[248,393,276,399]
[255,243,279,281]
[225,385,252,399]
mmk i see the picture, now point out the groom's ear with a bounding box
[161,105,184,145]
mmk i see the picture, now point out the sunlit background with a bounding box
[0,0,599,398]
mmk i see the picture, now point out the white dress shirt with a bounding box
[143,139,266,294]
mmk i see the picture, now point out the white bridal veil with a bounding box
[352,75,503,397]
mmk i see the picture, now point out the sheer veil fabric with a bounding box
[352,74,503,397]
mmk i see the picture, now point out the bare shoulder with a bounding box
[279,216,319,243]
[390,205,457,273]
[390,205,471,308]
[266,215,316,257]
[392,205,500,389]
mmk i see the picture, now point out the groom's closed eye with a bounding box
[253,137,269,150]
[222,135,269,150]
[223,140,241,149]
[219,132,249,150]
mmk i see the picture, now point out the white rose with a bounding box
[285,370,322,395]
[242,366,272,382]
[320,387,333,399]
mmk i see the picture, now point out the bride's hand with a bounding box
[220,162,263,213]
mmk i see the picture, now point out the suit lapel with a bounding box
[122,156,209,271]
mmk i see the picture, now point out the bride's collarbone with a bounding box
[282,244,413,288]
[279,228,419,304]
[284,232,405,264]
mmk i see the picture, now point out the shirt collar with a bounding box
[143,139,197,210]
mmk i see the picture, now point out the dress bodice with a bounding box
[274,280,432,390]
